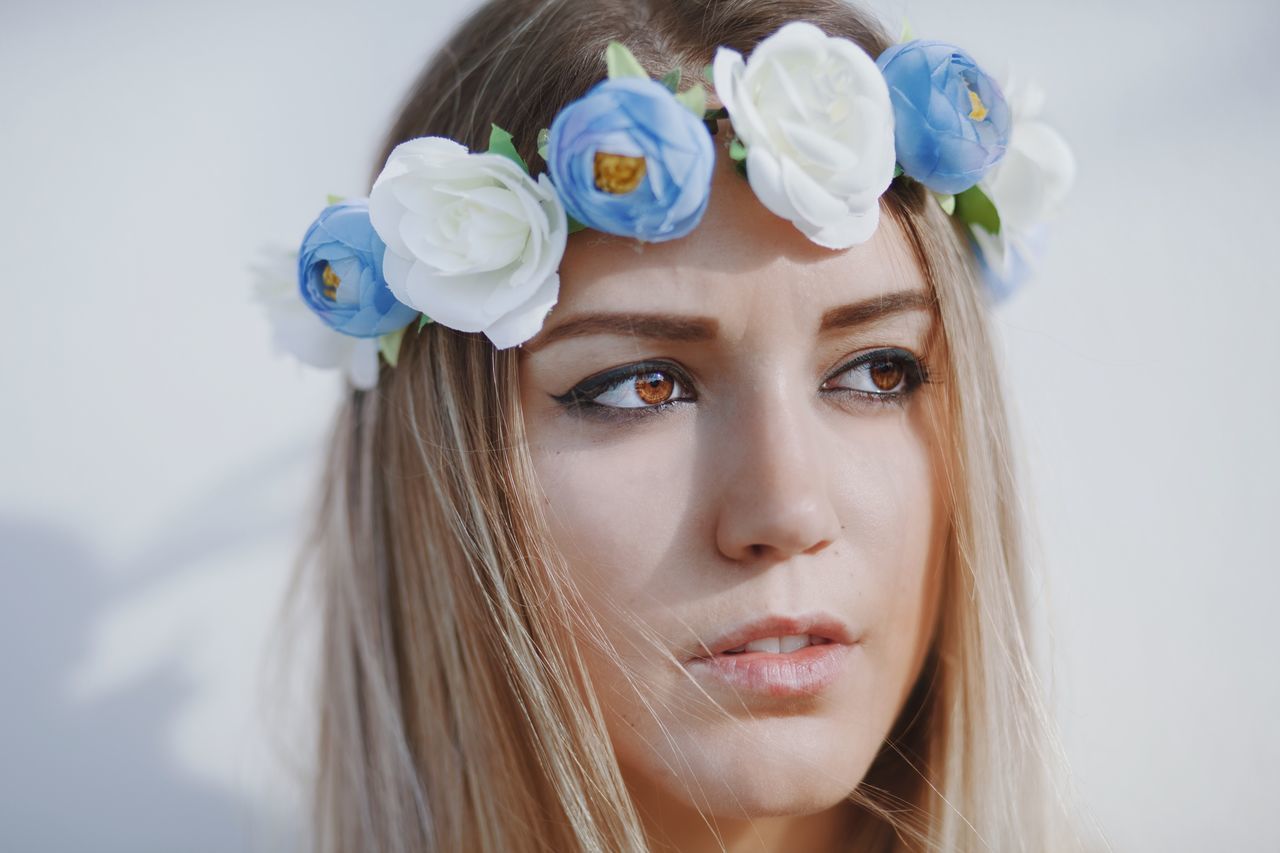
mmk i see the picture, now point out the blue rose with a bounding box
[971,225,1048,305]
[546,76,714,242]
[876,40,1011,195]
[297,199,418,337]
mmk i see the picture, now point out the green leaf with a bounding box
[892,163,903,178]
[487,124,527,172]
[660,68,681,93]
[733,158,748,180]
[703,106,728,135]
[379,327,406,367]
[536,128,550,161]
[953,184,1001,235]
[674,84,706,117]
[417,314,434,333]
[728,138,747,162]
[934,193,956,216]
[899,18,915,43]
[703,63,714,83]
[567,215,588,234]
[325,194,345,206]
[605,42,647,79]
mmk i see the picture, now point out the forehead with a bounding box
[538,150,928,342]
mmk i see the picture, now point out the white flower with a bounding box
[368,137,568,350]
[712,21,897,249]
[252,247,380,390]
[985,79,1075,234]
[973,78,1076,292]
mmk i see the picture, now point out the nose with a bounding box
[711,383,841,564]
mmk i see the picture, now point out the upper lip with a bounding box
[685,611,859,662]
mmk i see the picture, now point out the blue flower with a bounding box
[971,224,1049,305]
[546,77,714,242]
[876,40,1011,195]
[297,199,418,337]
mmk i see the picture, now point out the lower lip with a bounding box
[684,642,856,698]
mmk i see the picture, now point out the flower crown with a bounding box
[258,22,1074,389]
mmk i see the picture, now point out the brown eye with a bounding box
[634,372,674,405]
[588,368,690,409]
[823,348,926,402]
[868,360,904,392]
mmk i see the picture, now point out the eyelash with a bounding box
[551,360,695,421]
[823,347,933,407]
[551,349,933,421]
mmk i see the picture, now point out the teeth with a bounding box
[779,634,810,653]
[724,634,820,655]
[719,634,836,655]
[743,636,781,654]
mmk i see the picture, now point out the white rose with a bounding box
[252,247,380,390]
[983,79,1076,233]
[712,21,897,249]
[974,78,1076,288]
[369,137,568,350]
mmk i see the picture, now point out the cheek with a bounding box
[827,408,946,710]
[528,426,709,760]
[529,423,701,628]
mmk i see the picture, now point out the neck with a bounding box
[633,786,856,853]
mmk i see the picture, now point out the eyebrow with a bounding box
[818,289,933,333]
[523,313,718,352]
[523,289,931,352]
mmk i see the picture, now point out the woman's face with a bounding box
[518,152,949,829]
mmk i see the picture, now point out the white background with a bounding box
[2,0,1276,850]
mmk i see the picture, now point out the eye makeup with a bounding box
[819,346,933,411]
[549,347,933,422]
[550,359,698,422]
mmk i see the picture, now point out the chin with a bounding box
[696,774,859,819]
[620,714,878,819]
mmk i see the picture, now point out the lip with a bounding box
[682,611,860,699]
[686,612,859,660]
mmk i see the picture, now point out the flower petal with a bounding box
[485,271,561,350]
[744,144,799,223]
[345,338,381,390]
[726,22,895,248]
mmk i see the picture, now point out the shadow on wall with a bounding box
[0,444,319,853]
[1,518,251,853]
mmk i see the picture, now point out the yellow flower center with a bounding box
[967,89,988,122]
[594,152,647,194]
[321,264,341,300]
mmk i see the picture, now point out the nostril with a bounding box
[803,538,833,556]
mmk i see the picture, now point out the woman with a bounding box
[285,0,1090,849]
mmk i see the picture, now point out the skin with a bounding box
[518,145,950,853]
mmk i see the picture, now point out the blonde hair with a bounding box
[287,1,1099,849]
